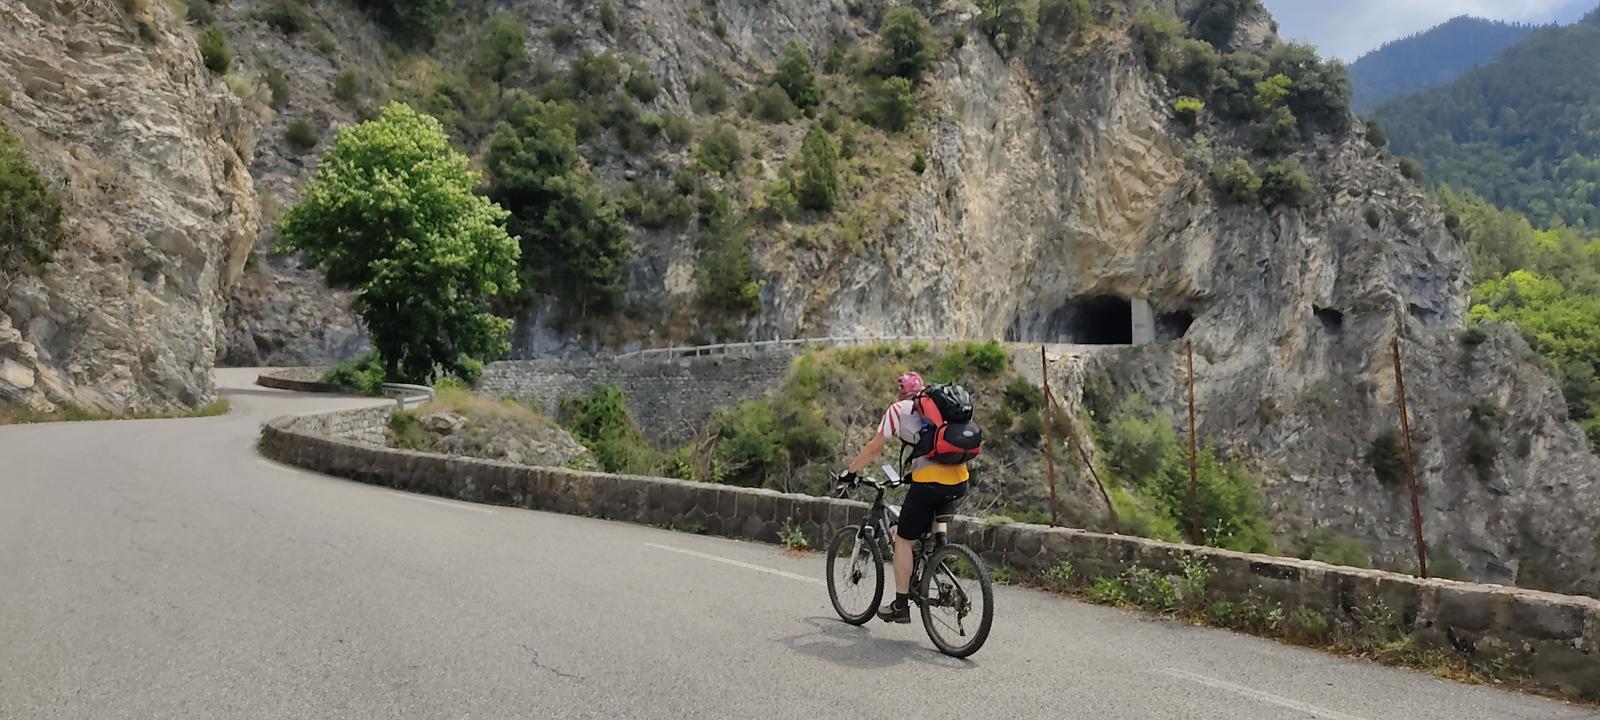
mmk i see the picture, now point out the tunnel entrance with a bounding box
[1008,295,1138,345]
[1065,296,1134,344]
[1157,310,1195,340]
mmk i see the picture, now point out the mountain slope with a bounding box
[1376,8,1600,228]
[1348,16,1538,113]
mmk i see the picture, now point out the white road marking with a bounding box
[384,491,497,514]
[645,543,822,585]
[1160,668,1370,720]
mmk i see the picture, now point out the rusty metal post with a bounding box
[1040,347,1061,527]
[1185,341,1202,546]
[1392,337,1429,578]
[1044,386,1119,531]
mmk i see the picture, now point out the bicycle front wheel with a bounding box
[918,543,994,658]
[826,526,884,625]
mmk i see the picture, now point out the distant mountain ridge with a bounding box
[1375,6,1600,228]
[1348,15,1539,113]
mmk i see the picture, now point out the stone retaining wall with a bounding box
[260,406,1600,701]
[477,352,802,443]
[256,368,344,395]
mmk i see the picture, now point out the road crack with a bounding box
[518,643,584,681]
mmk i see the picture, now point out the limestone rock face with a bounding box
[0,0,258,411]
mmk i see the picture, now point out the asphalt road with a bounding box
[2,369,1594,719]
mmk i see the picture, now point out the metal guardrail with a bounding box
[611,336,962,360]
[380,383,435,409]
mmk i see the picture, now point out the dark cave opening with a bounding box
[1063,295,1133,345]
[1157,310,1195,340]
[1315,306,1345,334]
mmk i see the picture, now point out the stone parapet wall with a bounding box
[260,406,1600,701]
[477,351,802,443]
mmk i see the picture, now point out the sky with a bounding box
[1261,0,1598,61]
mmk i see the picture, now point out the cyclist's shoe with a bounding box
[877,601,911,624]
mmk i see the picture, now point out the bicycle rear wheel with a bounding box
[826,526,884,625]
[918,544,993,658]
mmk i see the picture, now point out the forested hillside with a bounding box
[1348,16,1536,113]
[1376,8,1600,229]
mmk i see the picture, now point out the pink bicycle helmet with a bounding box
[897,371,925,399]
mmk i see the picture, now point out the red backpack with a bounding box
[909,383,983,464]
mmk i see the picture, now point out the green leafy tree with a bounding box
[470,14,526,83]
[877,7,937,82]
[977,0,1040,55]
[696,122,743,177]
[796,127,839,212]
[858,76,917,132]
[358,0,454,42]
[696,187,759,314]
[1040,0,1091,36]
[1266,42,1351,135]
[1173,96,1205,127]
[1129,8,1183,73]
[199,26,230,73]
[0,122,65,274]
[485,92,631,318]
[773,41,822,111]
[278,103,519,382]
[1192,0,1260,49]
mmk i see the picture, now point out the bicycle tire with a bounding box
[826,526,884,625]
[918,543,993,658]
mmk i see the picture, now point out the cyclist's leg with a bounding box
[930,483,968,545]
[881,482,938,621]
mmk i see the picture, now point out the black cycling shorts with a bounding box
[896,481,968,541]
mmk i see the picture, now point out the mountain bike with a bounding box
[825,466,994,658]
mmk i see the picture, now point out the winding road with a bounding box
[1,369,1593,719]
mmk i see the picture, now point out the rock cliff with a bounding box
[0,0,257,411]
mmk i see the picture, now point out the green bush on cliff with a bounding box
[0,122,65,275]
[559,385,663,475]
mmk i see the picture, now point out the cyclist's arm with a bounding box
[844,433,887,474]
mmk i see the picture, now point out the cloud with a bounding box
[1262,0,1596,60]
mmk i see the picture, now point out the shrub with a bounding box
[1287,607,1332,644]
[690,71,729,113]
[547,23,577,47]
[1258,158,1313,208]
[857,76,916,132]
[774,41,822,111]
[360,0,455,43]
[1465,401,1501,482]
[661,113,693,146]
[256,0,311,35]
[1124,567,1177,612]
[796,127,839,212]
[322,352,387,395]
[780,518,810,551]
[1209,157,1260,205]
[333,70,361,104]
[1364,117,1387,148]
[743,83,799,123]
[387,412,429,450]
[1040,0,1091,36]
[284,119,318,153]
[1086,577,1131,606]
[599,0,619,33]
[0,122,66,274]
[696,123,742,177]
[876,7,937,82]
[559,385,664,475]
[1398,157,1424,182]
[199,26,231,74]
[1128,7,1182,73]
[1042,561,1075,592]
[1192,0,1259,48]
[969,340,1008,374]
[761,175,799,220]
[263,66,290,109]
[470,14,527,83]
[624,70,660,103]
[911,151,927,174]
[1364,206,1382,229]
[1251,105,1298,156]
[1367,426,1407,486]
[1173,96,1205,128]
[1296,529,1371,568]
[1003,376,1044,413]
[187,0,216,25]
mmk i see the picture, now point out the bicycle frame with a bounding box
[841,466,968,607]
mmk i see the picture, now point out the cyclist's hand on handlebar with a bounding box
[833,470,858,486]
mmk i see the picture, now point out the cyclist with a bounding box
[838,371,969,623]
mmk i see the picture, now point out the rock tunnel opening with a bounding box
[1007,295,1140,345]
[1315,306,1344,334]
[1157,310,1195,340]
